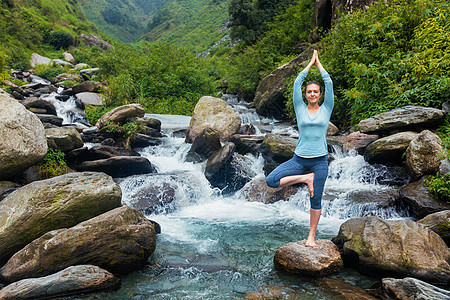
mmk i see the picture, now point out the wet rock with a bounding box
[0,93,47,180]
[254,47,314,119]
[0,206,156,282]
[346,188,401,210]
[186,96,241,143]
[72,81,103,94]
[0,172,122,266]
[399,176,450,219]
[35,113,64,126]
[96,104,145,129]
[246,286,296,299]
[129,133,162,148]
[406,130,445,180]
[75,92,104,106]
[417,210,450,246]
[332,216,450,285]
[317,278,378,300]
[133,182,176,214]
[334,131,379,155]
[76,156,156,178]
[260,134,297,175]
[381,277,450,300]
[45,126,84,152]
[0,265,120,299]
[240,177,297,204]
[34,85,57,95]
[364,131,418,164]
[205,142,235,186]
[237,124,256,135]
[229,134,263,156]
[186,127,221,162]
[21,97,57,115]
[273,240,344,276]
[89,145,140,160]
[358,106,445,134]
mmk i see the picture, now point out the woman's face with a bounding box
[305,84,321,105]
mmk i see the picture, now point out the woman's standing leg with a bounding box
[305,156,328,247]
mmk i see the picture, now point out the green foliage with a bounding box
[0,51,9,81]
[46,30,74,49]
[100,121,145,148]
[35,65,65,81]
[321,0,450,126]
[94,42,217,115]
[436,116,450,159]
[425,173,450,203]
[38,148,67,179]
[85,105,114,125]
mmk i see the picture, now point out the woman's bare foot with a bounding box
[305,238,316,247]
[304,173,314,198]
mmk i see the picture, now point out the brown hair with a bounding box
[306,81,322,93]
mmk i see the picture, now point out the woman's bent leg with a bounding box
[265,156,309,188]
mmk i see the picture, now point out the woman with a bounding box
[266,50,333,247]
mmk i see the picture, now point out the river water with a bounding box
[45,89,408,299]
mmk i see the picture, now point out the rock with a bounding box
[417,210,450,246]
[30,53,51,67]
[75,92,104,106]
[129,133,162,148]
[96,104,145,129]
[45,126,84,152]
[185,96,241,143]
[132,182,176,215]
[381,277,450,300]
[273,240,344,276]
[245,286,296,299]
[406,130,445,180]
[0,93,47,180]
[51,59,74,68]
[229,134,263,156]
[52,73,83,84]
[327,122,339,136]
[79,68,100,80]
[0,181,20,201]
[75,63,89,69]
[76,156,156,178]
[240,177,297,204]
[346,188,401,209]
[328,131,379,155]
[72,81,103,94]
[260,134,297,175]
[135,117,161,131]
[358,106,445,134]
[0,206,156,282]
[0,265,120,299]
[237,124,256,135]
[363,131,418,164]
[88,145,140,160]
[399,176,450,219]
[254,48,314,119]
[0,172,122,266]
[440,159,450,177]
[317,278,378,300]
[35,113,64,126]
[80,33,114,50]
[21,97,57,115]
[332,216,450,285]
[186,128,222,162]
[63,52,76,64]
[443,101,450,115]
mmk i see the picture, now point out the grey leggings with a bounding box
[265,154,328,209]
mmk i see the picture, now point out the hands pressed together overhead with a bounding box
[304,50,325,72]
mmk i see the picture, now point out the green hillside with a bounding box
[79,0,169,43]
[0,0,100,69]
[145,0,231,53]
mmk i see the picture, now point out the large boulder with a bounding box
[253,48,313,119]
[358,106,445,134]
[328,131,379,155]
[30,53,51,67]
[260,134,297,175]
[0,93,48,180]
[75,156,157,178]
[45,126,84,152]
[185,96,241,143]
[52,73,83,85]
[399,176,450,219]
[0,265,120,299]
[317,278,378,300]
[186,127,221,162]
[240,177,297,204]
[381,277,450,300]
[0,206,156,282]
[0,172,122,266]
[332,216,450,285]
[21,97,57,115]
[417,210,450,246]
[35,113,63,126]
[229,134,263,156]
[96,104,145,129]
[406,130,445,180]
[75,92,104,106]
[273,240,344,276]
[79,33,114,50]
[72,81,103,94]
[363,131,418,164]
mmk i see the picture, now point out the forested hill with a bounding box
[78,0,170,43]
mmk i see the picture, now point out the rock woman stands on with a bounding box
[266,50,334,247]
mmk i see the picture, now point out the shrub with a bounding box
[425,174,450,204]
[35,65,65,81]
[46,30,74,49]
[38,148,67,179]
[85,105,114,125]
[0,51,9,82]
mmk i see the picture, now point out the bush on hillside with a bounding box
[47,30,74,49]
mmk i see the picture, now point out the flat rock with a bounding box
[382,277,450,300]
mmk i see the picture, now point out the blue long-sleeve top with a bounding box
[293,70,334,158]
